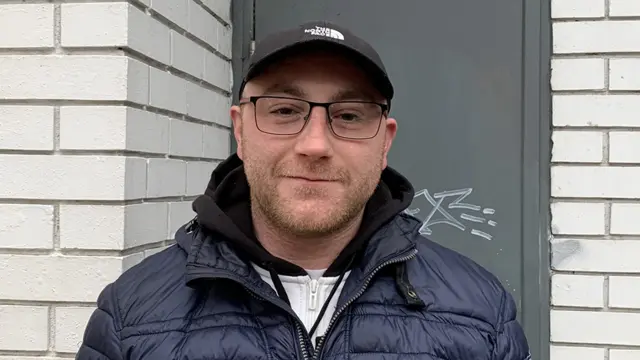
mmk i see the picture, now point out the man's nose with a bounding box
[293,106,334,158]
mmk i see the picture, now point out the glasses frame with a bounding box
[238,95,389,140]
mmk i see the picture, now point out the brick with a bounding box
[551,131,603,163]
[0,254,122,302]
[551,239,640,272]
[61,3,127,48]
[60,106,169,154]
[611,203,640,235]
[551,0,605,18]
[551,274,604,308]
[204,51,232,91]
[143,114,172,153]
[128,4,171,65]
[0,4,54,48]
[610,0,640,17]
[147,158,186,198]
[0,204,53,249]
[610,59,640,90]
[59,204,124,250]
[553,95,640,127]
[186,81,231,125]
[186,161,216,196]
[168,201,194,237]
[0,305,48,351]
[551,166,640,198]
[550,346,605,360]
[551,202,605,235]
[60,106,126,150]
[0,106,54,150]
[611,349,640,360]
[125,157,149,199]
[203,125,231,159]
[170,119,204,158]
[151,0,188,30]
[609,276,640,309]
[217,22,232,58]
[149,67,187,114]
[0,155,147,200]
[551,310,640,346]
[59,201,169,251]
[188,1,217,46]
[171,31,204,79]
[201,0,231,24]
[609,132,640,164]
[55,306,96,353]
[127,57,151,105]
[551,58,605,90]
[123,252,144,271]
[123,202,169,248]
[0,55,149,102]
[185,81,216,122]
[553,21,640,53]
[62,3,171,65]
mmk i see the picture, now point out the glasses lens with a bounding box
[255,97,309,135]
[329,102,383,139]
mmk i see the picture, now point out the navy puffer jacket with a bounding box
[77,155,530,360]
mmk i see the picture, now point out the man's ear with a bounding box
[230,105,243,159]
[381,117,397,169]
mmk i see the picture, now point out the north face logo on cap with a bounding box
[304,26,344,40]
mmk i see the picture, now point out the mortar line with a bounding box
[53,204,61,251]
[47,305,55,352]
[603,275,610,309]
[53,4,62,54]
[53,107,61,152]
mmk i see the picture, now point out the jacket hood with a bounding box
[188,153,415,276]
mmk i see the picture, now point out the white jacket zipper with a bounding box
[308,279,319,311]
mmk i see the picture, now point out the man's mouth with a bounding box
[285,176,337,182]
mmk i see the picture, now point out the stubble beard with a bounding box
[243,151,384,239]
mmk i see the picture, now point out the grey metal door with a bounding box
[232,1,551,358]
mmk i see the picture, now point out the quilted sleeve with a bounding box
[76,283,124,360]
[492,290,531,360]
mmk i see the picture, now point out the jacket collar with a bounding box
[178,215,418,301]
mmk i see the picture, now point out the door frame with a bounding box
[229,1,552,359]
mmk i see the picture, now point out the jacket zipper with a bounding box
[312,248,419,360]
[187,223,418,360]
[243,287,311,360]
[186,223,312,360]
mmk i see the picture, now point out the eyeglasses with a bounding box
[238,96,388,140]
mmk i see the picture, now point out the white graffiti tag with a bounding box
[404,188,497,240]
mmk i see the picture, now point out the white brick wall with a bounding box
[551,0,640,359]
[0,1,232,358]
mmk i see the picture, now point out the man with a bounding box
[77,21,530,360]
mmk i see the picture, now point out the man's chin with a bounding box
[283,198,333,214]
[278,216,341,237]
[276,203,340,228]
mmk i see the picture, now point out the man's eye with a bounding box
[338,113,360,121]
[273,107,296,115]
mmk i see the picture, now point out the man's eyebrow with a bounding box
[330,89,379,102]
[261,83,307,97]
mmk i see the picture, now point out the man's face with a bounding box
[230,49,397,237]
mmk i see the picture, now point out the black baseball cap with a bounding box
[238,20,394,105]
